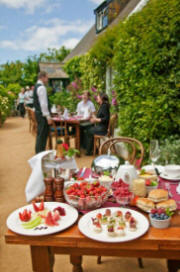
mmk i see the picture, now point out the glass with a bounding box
[149,139,160,165]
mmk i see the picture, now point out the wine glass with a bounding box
[149,139,160,167]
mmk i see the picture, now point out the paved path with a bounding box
[0,117,167,272]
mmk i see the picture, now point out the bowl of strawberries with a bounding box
[111,179,134,206]
[64,181,109,210]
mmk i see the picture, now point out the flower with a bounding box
[91,86,97,93]
[62,143,69,151]
[71,81,78,89]
[77,95,82,99]
[112,98,117,106]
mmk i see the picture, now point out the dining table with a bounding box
[52,116,92,155]
[4,212,180,272]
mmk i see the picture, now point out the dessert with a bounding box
[136,198,155,212]
[156,199,177,211]
[116,225,125,236]
[92,218,102,233]
[91,209,139,238]
[148,189,168,202]
[132,178,146,197]
[107,224,116,237]
[128,217,137,231]
[125,211,132,221]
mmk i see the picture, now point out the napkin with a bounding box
[25,150,54,203]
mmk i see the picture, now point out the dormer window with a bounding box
[94,0,130,34]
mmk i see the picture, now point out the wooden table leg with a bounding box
[167,260,180,272]
[31,246,54,272]
[75,124,80,156]
[70,255,83,272]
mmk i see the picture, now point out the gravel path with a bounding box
[0,117,167,272]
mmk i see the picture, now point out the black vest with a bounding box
[33,83,51,116]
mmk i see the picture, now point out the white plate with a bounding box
[160,173,180,181]
[7,202,78,236]
[142,165,164,174]
[78,207,149,243]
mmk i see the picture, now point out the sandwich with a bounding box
[136,198,155,212]
[148,189,168,202]
[156,199,177,211]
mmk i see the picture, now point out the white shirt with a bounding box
[25,90,33,104]
[18,93,25,103]
[76,100,95,118]
[37,80,51,119]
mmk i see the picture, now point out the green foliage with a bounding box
[64,56,84,81]
[112,0,180,156]
[39,46,70,62]
[158,135,180,164]
[0,85,15,125]
[51,90,79,113]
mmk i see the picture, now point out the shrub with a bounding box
[113,0,180,155]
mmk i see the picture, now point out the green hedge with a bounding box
[113,0,180,154]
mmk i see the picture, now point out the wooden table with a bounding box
[5,213,180,272]
[53,118,92,154]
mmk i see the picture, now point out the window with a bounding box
[96,6,108,32]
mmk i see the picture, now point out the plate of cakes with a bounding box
[136,189,177,213]
[78,207,149,243]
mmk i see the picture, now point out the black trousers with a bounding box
[85,125,107,154]
[19,103,25,117]
[35,112,49,154]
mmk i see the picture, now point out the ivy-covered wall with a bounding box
[64,0,180,156]
[113,0,180,151]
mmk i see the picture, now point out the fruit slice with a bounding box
[22,216,42,229]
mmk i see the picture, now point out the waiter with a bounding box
[33,71,52,153]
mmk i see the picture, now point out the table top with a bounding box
[5,213,180,250]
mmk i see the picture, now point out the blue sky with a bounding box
[0,0,104,64]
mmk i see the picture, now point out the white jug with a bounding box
[115,161,137,186]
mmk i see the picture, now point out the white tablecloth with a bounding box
[25,150,77,203]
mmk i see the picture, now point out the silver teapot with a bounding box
[91,154,120,176]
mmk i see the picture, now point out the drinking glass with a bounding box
[149,139,160,165]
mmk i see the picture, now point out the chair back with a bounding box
[99,137,144,167]
[107,113,118,137]
[29,109,37,135]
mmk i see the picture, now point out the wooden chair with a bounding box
[48,120,69,150]
[93,113,118,156]
[99,136,144,168]
[29,109,37,136]
[25,107,33,133]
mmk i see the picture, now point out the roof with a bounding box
[39,62,69,79]
[64,0,141,63]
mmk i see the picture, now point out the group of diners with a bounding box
[17,86,34,118]
[26,71,110,155]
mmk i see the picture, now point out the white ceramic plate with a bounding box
[160,173,180,181]
[78,207,149,243]
[142,165,165,174]
[7,202,78,236]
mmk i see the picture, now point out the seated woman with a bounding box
[85,93,110,155]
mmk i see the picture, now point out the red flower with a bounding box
[62,143,69,151]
